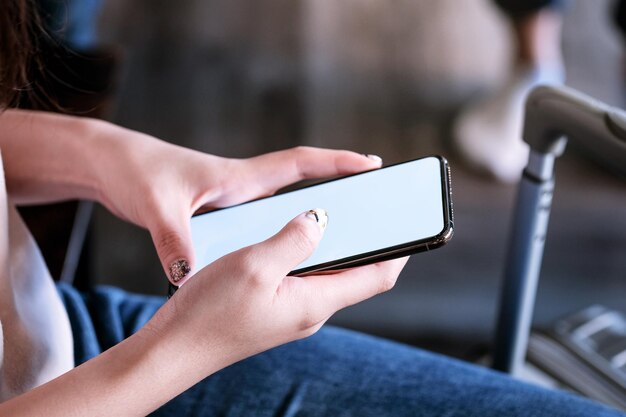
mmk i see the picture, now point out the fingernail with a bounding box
[169,259,191,283]
[365,154,382,163]
[305,208,328,233]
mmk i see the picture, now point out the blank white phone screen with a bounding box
[191,156,445,272]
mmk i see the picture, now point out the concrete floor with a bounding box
[92,0,626,357]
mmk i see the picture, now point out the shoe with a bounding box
[453,66,564,183]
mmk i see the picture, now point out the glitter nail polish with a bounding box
[169,259,191,283]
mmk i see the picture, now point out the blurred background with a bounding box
[46,0,626,358]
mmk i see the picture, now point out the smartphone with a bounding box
[191,155,453,275]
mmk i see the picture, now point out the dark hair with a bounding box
[0,0,48,108]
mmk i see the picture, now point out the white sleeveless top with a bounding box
[0,155,74,401]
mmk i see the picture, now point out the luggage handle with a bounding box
[523,85,626,179]
[493,85,626,376]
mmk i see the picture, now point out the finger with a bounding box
[249,208,328,281]
[248,147,382,193]
[302,257,409,317]
[150,211,195,287]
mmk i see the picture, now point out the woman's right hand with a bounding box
[150,209,408,370]
[0,210,407,417]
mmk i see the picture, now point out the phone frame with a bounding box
[192,155,454,276]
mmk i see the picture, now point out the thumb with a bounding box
[254,208,328,279]
[150,214,195,286]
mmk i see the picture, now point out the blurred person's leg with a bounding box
[453,1,565,183]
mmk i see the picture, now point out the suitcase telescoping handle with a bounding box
[493,85,626,376]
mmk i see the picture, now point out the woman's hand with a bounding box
[0,109,382,285]
[152,210,408,370]
[94,127,382,285]
[0,210,407,417]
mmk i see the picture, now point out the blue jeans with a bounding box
[57,283,625,416]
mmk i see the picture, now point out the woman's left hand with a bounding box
[0,110,381,286]
[95,130,382,285]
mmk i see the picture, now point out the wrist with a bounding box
[127,302,238,399]
[76,117,117,203]
[87,119,166,208]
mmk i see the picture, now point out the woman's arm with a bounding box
[0,109,111,204]
[0,301,229,417]
[0,211,407,417]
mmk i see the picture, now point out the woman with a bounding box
[0,1,624,416]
